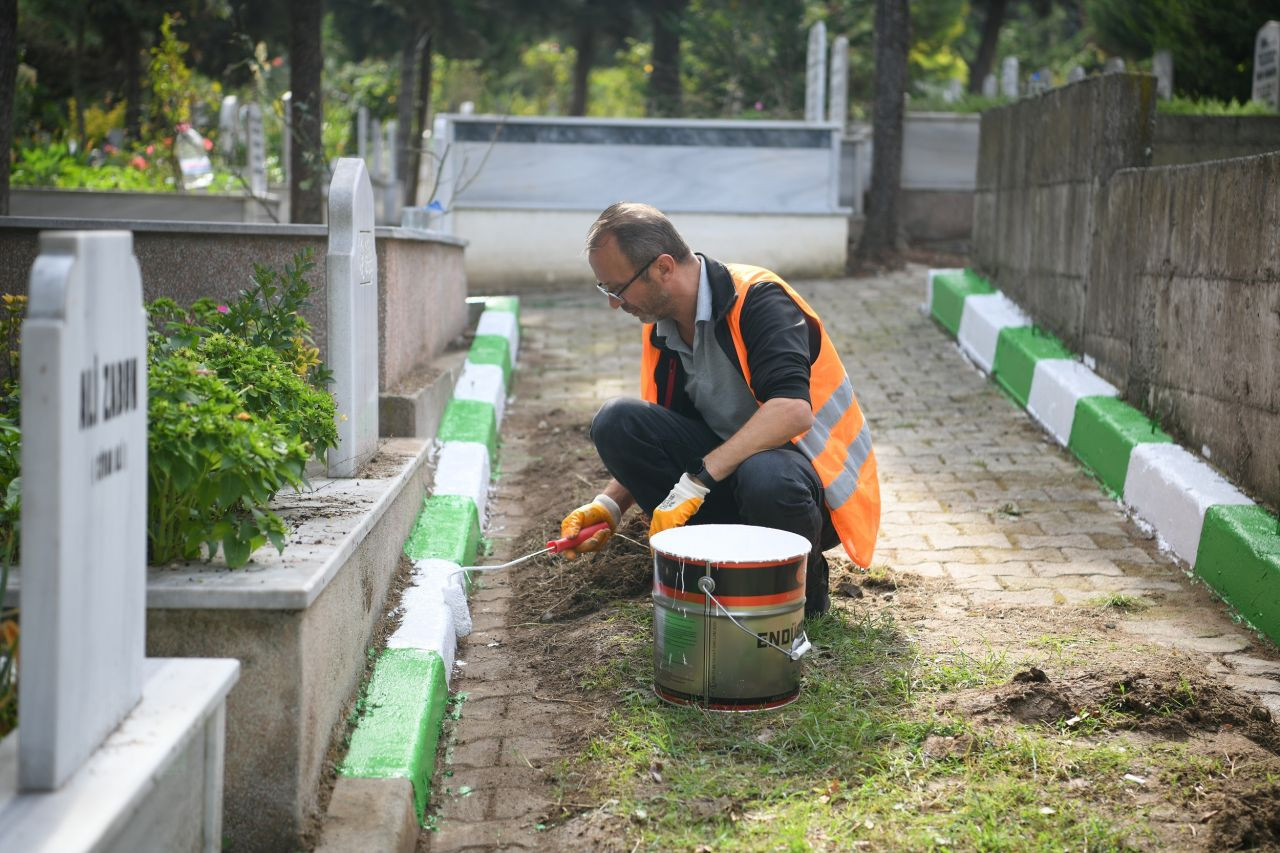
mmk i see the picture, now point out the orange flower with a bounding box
[236,412,251,421]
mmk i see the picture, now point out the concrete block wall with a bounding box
[973,74,1155,349]
[1087,152,1280,512]
[972,72,1279,507]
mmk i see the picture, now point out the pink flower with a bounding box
[130,156,147,170]
[103,143,117,154]
[216,305,230,314]
[176,122,191,133]
[271,57,283,68]
[145,144,155,155]
[202,138,213,151]
[754,101,764,111]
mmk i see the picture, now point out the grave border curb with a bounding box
[332,296,519,831]
[926,269,1279,646]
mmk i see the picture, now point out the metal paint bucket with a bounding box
[650,524,813,712]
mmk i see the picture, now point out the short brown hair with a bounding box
[585,202,692,268]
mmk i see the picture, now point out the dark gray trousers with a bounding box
[590,397,835,616]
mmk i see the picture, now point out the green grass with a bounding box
[559,607,1167,850]
[1088,593,1151,612]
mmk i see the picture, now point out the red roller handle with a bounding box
[547,522,610,553]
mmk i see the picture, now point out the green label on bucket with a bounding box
[660,609,697,656]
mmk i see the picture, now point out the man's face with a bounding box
[589,235,672,324]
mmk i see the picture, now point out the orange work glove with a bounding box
[648,474,710,539]
[559,494,620,559]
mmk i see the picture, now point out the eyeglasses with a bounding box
[595,255,659,303]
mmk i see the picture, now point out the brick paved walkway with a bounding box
[423,266,1280,850]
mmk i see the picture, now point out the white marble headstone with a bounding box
[371,118,384,181]
[828,35,849,134]
[1001,57,1020,98]
[218,95,240,157]
[1067,66,1086,84]
[805,21,827,123]
[1253,22,1280,109]
[18,232,147,791]
[326,159,379,477]
[982,73,997,98]
[1104,57,1126,74]
[1153,51,1173,99]
[244,102,267,198]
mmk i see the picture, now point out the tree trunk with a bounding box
[570,19,595,116]
[124,26,142,142]
[648,0,687,117]
[407,32,432,206]
[967,0,1007,94]
[395,26,418,205]
[0,0,16,215]
[854,0,910,270]
[289,0,324,223]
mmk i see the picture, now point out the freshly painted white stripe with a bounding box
[956,293,1030,374]
[925,268,963,313]
[476,309,519,360]
[1026,359,1119,446]
[1123,443,1255,567]
[455,362,507,425]
[388,559,465,682]
[432,442,492,519]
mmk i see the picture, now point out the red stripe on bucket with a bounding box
[654,581,804,606]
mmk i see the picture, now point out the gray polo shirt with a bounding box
[654,258,760,440]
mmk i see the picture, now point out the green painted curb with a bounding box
[1195,505,1280,644]
[468,335,513,385]
[405,494,480,565]
[339,648,447,824]
[481,295,520,318]
[438,399,498,464]
[1067,396,1173,495]
[931,269,994,337]
[991,326,1073,407]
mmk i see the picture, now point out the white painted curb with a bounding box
[477,309,520,361]
[1123,443,1255,567]
[455,363,507,425]
[925,268,963,313]
[1025,358,1119,446]
[432,442,493,520]
[956,293,1031,375]
[391,297,519,685]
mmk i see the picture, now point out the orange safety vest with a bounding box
[640,264,880,567]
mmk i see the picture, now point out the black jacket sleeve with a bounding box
[737,282,819,405]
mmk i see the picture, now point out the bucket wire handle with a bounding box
[697,576,812,661]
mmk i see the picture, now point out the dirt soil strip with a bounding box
[422,275,1280,852]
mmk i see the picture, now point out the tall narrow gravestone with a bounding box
[19,231,147,789]
[327,159,379,477]
[805,21,827,123]
[1153,50,1174,99]
[1253,22,1280,110]
[828,35,849,134]
[244,102,267,199]
[1001,57,1020,98]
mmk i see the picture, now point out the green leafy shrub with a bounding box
[191,333,337,463]
[1157,95,1277,116]
[147,348,306,568]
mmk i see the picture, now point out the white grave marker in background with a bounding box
[218,95,240,157]
[828,35,849,134]
[1104,57,1126,73]
[357,106,370,162]
[327,159,379,477]
[1001,57,1020,97]
[1154,50,1173,99]
[1067,66,1086,84]
[982,73,997,98]
[244,103,267,198]
[1253,22,1280,109]
[805,21,827,123]
[19,231,147,789]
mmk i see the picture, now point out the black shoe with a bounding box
[804,552,830,619]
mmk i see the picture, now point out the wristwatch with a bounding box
[686,458,718,488]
